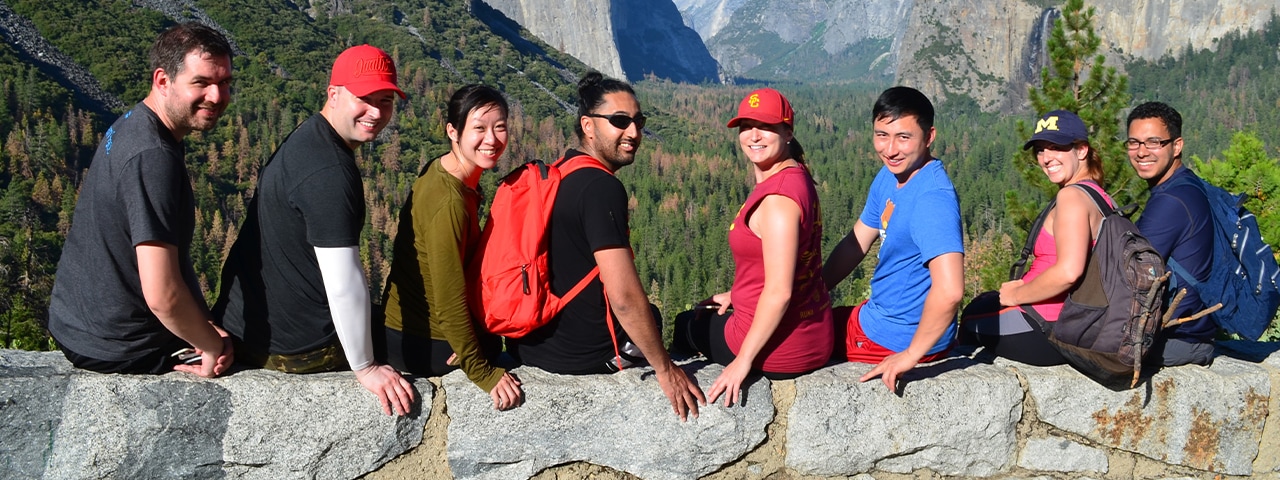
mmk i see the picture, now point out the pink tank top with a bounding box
[725,166,833,373]
[1021,181,1113,321]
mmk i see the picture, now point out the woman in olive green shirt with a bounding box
[379,85,523,410]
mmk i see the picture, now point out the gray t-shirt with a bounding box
[48,103,198,361]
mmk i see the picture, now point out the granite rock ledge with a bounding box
[5,342,1280,479]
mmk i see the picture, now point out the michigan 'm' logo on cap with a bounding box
[1035,116,1059,133]
[748,94,761,108]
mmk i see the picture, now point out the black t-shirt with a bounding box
[510,150,631,374]
[214,113,365,355]
[48,103,195,361]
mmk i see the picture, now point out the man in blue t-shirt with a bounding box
[1126,102,1215,366]
[824,87,965,391]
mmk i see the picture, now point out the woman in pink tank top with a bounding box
[671,88,833,407]
[959,109,1113,365]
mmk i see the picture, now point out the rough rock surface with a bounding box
[479,0,718,83]
[0,350,429,480]
[1018,435,1108,473]
[786,358,1022,477]
[1019,357,1269,475]
[445,363,771,480]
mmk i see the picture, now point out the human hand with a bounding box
[998,279,1024,307]
[653,361,707,421]
[860,350,923,392]
[706,358,751,407]
[173,335,231,378]
[489,371,523,411]
[355,363,416,416]
[709,291,732,316]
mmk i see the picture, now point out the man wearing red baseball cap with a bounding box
[215,45,414,416]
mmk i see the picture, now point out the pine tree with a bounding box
[1008,0,1132,232]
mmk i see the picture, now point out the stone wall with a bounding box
[4,343,1279,479]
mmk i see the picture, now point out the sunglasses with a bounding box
[585,112,646,130]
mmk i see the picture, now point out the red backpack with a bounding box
[468,155,612,338]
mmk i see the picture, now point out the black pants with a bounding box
[57,339,185,374]
[371,303,460,377]
[672,308,805,381]
[959,291,1067,366]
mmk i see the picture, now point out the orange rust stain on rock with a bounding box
[1243,387,1268,426]
[1183,408,1223,471]
[1092,391,1151,446]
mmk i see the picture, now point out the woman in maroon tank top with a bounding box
[672,88,834,407]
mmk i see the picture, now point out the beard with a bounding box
[167,100,225,133]
[590,134,639,171]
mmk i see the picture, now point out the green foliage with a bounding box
[1189,131,1280,249]
[1012,0,1132,234]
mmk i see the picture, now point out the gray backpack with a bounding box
[1015,183,1169,388]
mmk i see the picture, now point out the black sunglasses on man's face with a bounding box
[585,112,646,130]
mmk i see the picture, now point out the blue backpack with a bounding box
[1165,174,1280,340]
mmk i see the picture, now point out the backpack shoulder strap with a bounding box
[1010,198,1057,281]
[556,154,612,176]
[1069,182,1116,216]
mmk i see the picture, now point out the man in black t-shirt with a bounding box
[48,23,234,377]
[214,45,414,416]
[509,72,707,421]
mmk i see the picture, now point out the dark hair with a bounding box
[789,136,806,164]
[1127,101,1182,140]
[574,71,636,140]
[447,84,508,134]
[149,23,232,76]
[872,86,934,133]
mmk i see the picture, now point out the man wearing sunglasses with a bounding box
[507,72,707,421]
[1126,101,1215,366]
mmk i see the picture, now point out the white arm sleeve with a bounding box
[314,246,376,371]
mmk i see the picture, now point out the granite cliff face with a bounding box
[477,0,719,83]
[675,0,1275,111]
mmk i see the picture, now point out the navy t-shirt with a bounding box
[215,113,365,355]
[1137,166,1215,341]
[49,103,196,361]
[510,150,630,374]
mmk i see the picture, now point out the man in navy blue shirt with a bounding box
[1126,102,1215,366]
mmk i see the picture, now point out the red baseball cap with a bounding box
[726,88,794,128]
[330,45,406,99]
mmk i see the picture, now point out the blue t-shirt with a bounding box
[858,160,963,354]
[1136,166,1215,341]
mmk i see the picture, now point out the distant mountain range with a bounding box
[483,0,1276,112]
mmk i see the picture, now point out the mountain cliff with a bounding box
[677,0,1276,111]
[478,0,719,83]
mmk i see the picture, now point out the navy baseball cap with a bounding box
[1023,109,1088,150]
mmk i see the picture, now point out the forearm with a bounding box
[315,247,376,371]
[430,278,501,390]
[823,235,865,288]
[137,243,221,352]
[903,290,961,358]
[1011,266,1079,305]
[611,292,674,371]
[151,289,222,352]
